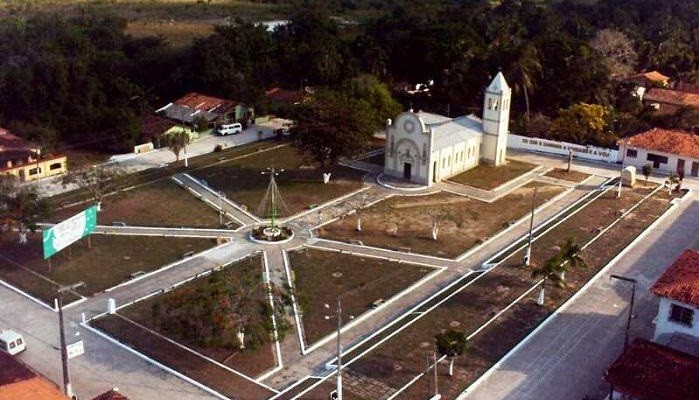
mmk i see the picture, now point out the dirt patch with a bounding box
[448,160,537,190]
[320,183,565,258]
[544,168,590,183]
[289,249,434,345]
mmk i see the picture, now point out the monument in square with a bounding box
[250,168,294,243]
[383,72,512,186]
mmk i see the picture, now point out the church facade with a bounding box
[384,72,511,186]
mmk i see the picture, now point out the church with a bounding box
[383,72,511,187]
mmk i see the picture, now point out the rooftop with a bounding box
[627,70,670,84]
[174,92,238,114]
[651,249,699,307]
[0,351,66,400]
[644,87,699,107]
[415,111,484,150]
[605,339,699,400]
[92,388,130,400]
[0,128,32,152]
[623,128,699,159]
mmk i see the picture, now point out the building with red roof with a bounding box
[643,87,699,114]
[605,339,699,400]
[619,128,699,177]
[651,249,699,342]
[0,128,68,183]
[156,92,254,127]
[91,388,130,400]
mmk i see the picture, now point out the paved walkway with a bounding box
[461,191,699,400]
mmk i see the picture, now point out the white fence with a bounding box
[508,134,620,163]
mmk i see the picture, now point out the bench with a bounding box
[370,298,385,309]
[349,239,364,245]
[129,271,146,279]
[224,221,238,229]
[397,246,412,253]
[111,221,126,227]
[307,204,319,209]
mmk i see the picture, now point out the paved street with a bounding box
[461,185,699,400]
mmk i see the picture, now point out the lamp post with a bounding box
[524,186,538,267]
[617,138,627,199]
[57,281,84,398]
[610,274,637,349]
[324,298,354,400]
[218,191,224,226]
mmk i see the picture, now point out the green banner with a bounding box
[43,205,97,259]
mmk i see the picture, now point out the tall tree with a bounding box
[589,29,638,79]
[61,163,126,211]
[0,177,52,244]
[551,103,613,146]
[160,130,191,162]
[530,237,587,305]
[436,330,468,377]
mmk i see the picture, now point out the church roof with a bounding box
[415,112,483,150]
[487,72,510,93]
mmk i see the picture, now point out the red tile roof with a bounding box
[675,82,699,95]
[644,87,699,107]
[622,128,699,159]
[0,351,67,400]
[651,249,699,307]
[92,389,130,400]
[174,92,239,114]
[627,70,670,84]
[605,339,699,400]
[0,128,32,152]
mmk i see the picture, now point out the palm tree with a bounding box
[530,237,587,305]
[436,330,467,377]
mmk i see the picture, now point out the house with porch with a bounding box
[383,72,511,186]
[619,128,699,177]
[156,92,254,127]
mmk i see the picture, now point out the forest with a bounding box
[1,0,699,152]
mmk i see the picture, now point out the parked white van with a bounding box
[0,330,26,355]
[217,123,243,136]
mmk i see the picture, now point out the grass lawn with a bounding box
[362,152,385,166]
[49,140,282,209]
[107,254,277,377]
[288,249,434,345]
[92,315,274,400]
[347,184,680,400]
[192,145,365,217]
[0,233,216,304]
[319,183,565,258]
[51,180,232,229]
[448,160,537,190]
[544,168,590,183]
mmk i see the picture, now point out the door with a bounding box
[433,161,438,182]
[692,161,699,177]
[677,159,686,175]
[403,162,412,179]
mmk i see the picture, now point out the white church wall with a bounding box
[507,134,620,163]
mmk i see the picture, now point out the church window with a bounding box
[487,98,493,110]
[468,147,471,159]
[493,99,499,111]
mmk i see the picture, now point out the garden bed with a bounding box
[319,183,565,258]
[0,233,216,304]
[95,254,282,378]
[191,145,365,217]
[344,184,681,400]
[448,160,537,190]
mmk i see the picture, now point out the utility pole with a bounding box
[610,274,637,349]
[57,281,84,399]
[524,186,538,266]
[324,298,343,400]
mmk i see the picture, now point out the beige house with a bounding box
[383,72,511,186]
[0,128,67,183]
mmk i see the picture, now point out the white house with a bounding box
[383,72,511,186]
[651,249,699,344]
[620,128,699,177]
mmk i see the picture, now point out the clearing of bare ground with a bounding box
[0,233,216,304]
[345,184,680,400]
[544,168,590,183]
[319,182,565,258]
[448,160,537,190]
[288,248,435,345]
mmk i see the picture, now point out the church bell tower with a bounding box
[481,72,511,166]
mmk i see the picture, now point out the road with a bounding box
[460,177,699,400]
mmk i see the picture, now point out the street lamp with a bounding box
[57,281,85,399]
[218,191,224,226]
[324,299,354,400]
[609,274,637,349]
[524,186,538,267]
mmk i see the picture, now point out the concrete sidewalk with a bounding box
[460,192,699,400]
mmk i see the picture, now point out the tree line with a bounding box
[2,0,699,153]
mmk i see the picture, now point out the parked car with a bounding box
[0,330,26,355]
[217,123,243,136]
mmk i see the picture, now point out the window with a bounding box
[0,340,5,349]
[626,149,638,158]
[16,338,22,345]
[647,153,668,168]
[49,162,62,171]
[669,303,694,327]
[9,342,15,349]
[28,168,39,175]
